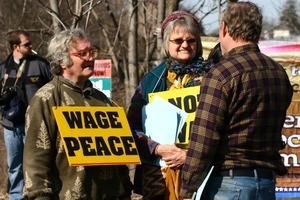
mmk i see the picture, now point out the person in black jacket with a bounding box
[0,30,52,200]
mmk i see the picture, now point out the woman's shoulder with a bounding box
[142,60,167,82]
[150,60,167,73]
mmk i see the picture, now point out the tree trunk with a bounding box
[156,0,165,62]
[126,0,138,110]
[49,0,62,33]
[165,0,179,16]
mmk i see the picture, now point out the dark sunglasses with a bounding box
[19,42,32,48]
[169,38,197,45]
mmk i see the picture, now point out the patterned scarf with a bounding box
[166,57,210,89]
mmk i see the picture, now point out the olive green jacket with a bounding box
[23,76,125,200]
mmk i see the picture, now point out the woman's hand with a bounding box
[155,144,186,169]
[193,76,203,84]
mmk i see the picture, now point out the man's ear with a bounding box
[61,65,67,69]
[12,44,18,51]
[220,21,227,38]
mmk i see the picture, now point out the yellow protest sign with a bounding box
[148,86,200,144]
[52,106,141,166]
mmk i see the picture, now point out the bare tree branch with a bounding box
[29,0,67,30]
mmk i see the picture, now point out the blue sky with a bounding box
[180,0,289,33]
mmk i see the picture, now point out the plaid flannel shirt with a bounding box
[180,44,293,198]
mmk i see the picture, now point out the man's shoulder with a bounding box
[0,60,5,67]
[26,54,49,65]
[0,55,10,68]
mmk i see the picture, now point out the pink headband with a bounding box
[161,11,199,38]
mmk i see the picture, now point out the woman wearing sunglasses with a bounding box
[127,11,214,200]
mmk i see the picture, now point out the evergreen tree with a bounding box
[279,0,300,34]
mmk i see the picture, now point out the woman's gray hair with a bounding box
[161,15,203,58]
[47,28,89,75]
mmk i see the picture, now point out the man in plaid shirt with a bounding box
[180,2,293,200]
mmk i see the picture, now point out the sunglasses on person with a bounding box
[169,38,197,45]
[70,49,99,60]
[19,42,32,48]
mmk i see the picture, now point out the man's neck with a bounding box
[12,51,25,64]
